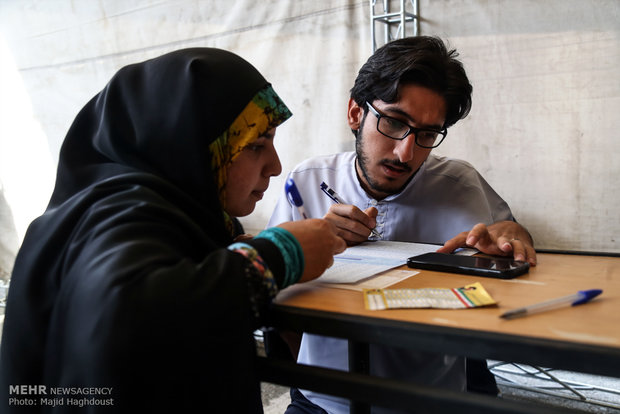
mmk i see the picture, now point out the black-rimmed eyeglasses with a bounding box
[365,102,447,148]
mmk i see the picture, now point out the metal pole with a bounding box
[370,0,420,52]
[383,0,389,47]
[370,0,376,51]
[401,0,406,38]
[412,0,419,36]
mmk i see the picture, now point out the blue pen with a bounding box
[320,181,380,238]
[500,289,603,319]
[285,178,308,219]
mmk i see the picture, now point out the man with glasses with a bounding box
[268,36,536,414]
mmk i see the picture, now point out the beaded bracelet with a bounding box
[227,242,278,297]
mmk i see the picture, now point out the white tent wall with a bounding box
[424,0,620,253]
[0,0,369,279]
[0,1,618,283]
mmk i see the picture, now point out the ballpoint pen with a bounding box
[285,178,308,219]
[320,181,380,238]
[500,289,603,319]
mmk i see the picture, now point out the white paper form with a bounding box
[316,241,475,284]
[313,268,420,291]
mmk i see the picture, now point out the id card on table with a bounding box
[364,282,496,311]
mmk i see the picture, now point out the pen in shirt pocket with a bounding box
[320,181,380,238]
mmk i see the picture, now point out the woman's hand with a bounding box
[233,233,254,242]
[277,219,347,283]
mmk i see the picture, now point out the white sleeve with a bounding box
[267,153,353,228]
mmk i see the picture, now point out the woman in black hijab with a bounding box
[0,48,345,412]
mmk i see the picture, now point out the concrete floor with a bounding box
[260,361,620,414]
[261,382,292,413]
[490,362,620,413]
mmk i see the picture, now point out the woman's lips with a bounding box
[252,190,266,200]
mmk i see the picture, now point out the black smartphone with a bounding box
[406,252,529,279]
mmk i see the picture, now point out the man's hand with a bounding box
[437,221,537,266]
[323,204,378,245]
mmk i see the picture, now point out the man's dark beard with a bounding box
[354,123,414,198]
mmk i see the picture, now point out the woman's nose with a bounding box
[265,148,282,177]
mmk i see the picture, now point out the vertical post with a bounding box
[412,0,419,36]
[400,0,406,38]
[349,340,370,414]
[370,0,376,52]
[382,0,389,46]
[370,0,420,52]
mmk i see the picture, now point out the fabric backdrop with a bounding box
[1,0,618,265]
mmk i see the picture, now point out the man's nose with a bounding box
[392,134,416,163]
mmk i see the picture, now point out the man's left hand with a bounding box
[437,221,536,266]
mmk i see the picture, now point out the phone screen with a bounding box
[406,253,529,279]
[431,255,518,270]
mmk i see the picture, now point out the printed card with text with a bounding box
[364,282,496,311]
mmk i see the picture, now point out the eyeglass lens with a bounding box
[378,117,441,147]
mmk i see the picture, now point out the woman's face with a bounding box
[223,128,282,217]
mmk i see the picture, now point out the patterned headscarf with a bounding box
[209,84,292,209]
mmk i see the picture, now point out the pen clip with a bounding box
[573,289,603,306]
[320,182,340,204]
[285,178,304,207]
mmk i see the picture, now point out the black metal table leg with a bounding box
[349,340,370,414]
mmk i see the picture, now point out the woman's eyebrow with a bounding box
[260,130,276,140]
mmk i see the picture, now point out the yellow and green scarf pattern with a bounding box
[209,84,292,205]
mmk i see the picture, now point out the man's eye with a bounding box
[419,131,439,139]
[247,144,264,151]
[385,118,405,129]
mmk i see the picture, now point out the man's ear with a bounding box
[347,98,364,130]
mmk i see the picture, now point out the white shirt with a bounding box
[268,151,513,414]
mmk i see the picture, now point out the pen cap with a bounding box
[572,289,603,305]
[285,178,304,207]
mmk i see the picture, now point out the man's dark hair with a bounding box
[350,36,472,129]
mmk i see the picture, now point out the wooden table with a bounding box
[258,253,620,413]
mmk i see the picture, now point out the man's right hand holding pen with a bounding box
[323,204,378,245]
[319,181,380,245]
[321,182,379,246]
